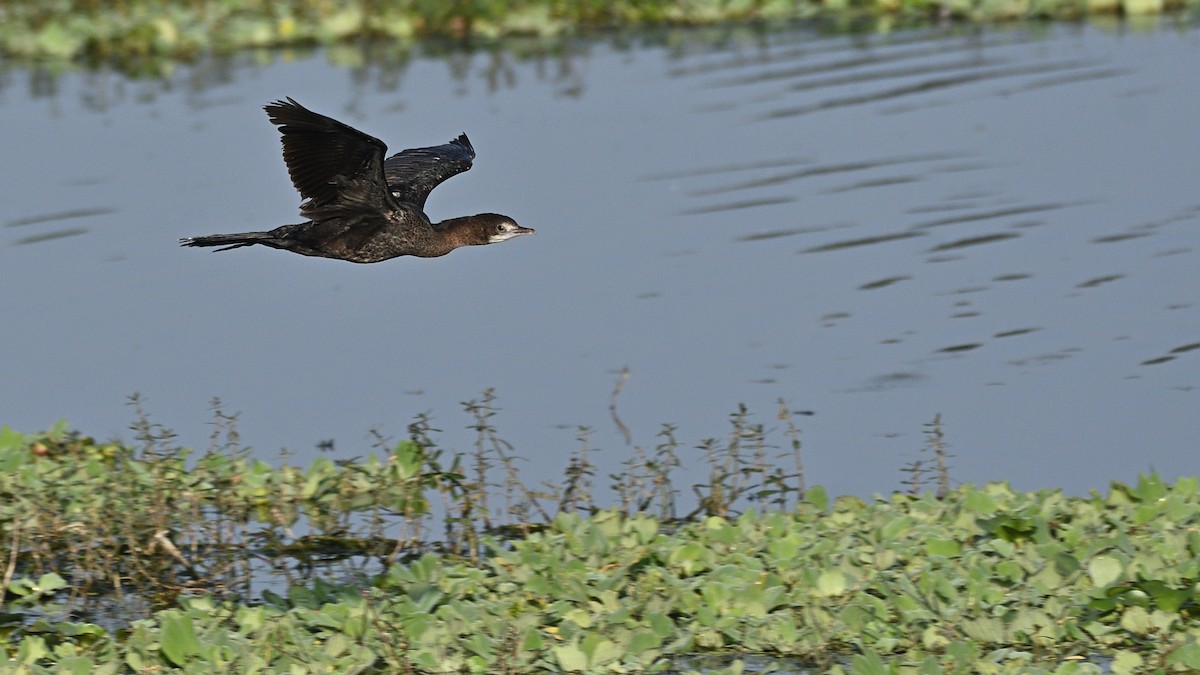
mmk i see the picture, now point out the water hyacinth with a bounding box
[2,0,1198,70]
[3,405,1200,671]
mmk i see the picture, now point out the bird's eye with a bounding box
[496,223,508,233]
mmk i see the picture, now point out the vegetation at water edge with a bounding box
[2,0,1198,69]
[2,400,1200,672]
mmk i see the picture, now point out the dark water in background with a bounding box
[2,21,1198,501]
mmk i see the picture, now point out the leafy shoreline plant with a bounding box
[0,393,809,613]
[2,0,1197,71]
[3,400,1200,672]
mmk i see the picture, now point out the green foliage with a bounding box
[4,416,1200,671]
[0,409,459,623]
[1,0,1197,69]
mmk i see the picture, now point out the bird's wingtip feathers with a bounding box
[263,97,305,117]
[452,133,475,157]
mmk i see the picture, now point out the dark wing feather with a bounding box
[383,134,475,210]
[263,98,395,217]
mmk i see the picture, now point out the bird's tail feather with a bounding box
[180,231,274,252]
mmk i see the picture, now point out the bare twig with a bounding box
[778,399,807,501]
[926,414,952,498]
[1,521,19,603]
[609,366,632,446]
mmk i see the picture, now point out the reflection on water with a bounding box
[5,207,116,245]
[2,21,1198,500]
[5,207,117,227]
[11,227,90,245]
[681,152,966,196]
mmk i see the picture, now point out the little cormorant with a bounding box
[181,98,533,263]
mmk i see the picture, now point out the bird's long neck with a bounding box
[432,215,491,249]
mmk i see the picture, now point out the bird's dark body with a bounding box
[181,98,532,262]
[183,206,472,263]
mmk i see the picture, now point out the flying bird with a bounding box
[181,98,533,262]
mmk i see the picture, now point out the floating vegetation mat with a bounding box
[2,405,1200,672]
[2,0,1199,72]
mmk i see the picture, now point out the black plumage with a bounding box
[181,98,533,263]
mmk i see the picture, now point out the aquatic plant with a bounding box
[0,393,807,612]
[3,399,1200,671]
[2,0,1197,70]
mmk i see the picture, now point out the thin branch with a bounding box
[609,366,632,446]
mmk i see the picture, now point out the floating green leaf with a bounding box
[1110,648,1145,674]
[552,642,588,671]
[1167,640,1200,669]
[159,613,202,666]
[1088,555,1123,588]
[806,484,828,511]
[926,538,960,557]
[964,490,997,514]
[815,570,847,597]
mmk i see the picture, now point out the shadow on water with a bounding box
[5,207,116,245]
[1142,341,1200,366]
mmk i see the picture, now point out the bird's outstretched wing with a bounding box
[263,98,395,218]
[383,134,476,210]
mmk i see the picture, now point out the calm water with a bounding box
[2,21,1198,500]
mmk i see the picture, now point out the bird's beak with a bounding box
[491,226,536,243]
